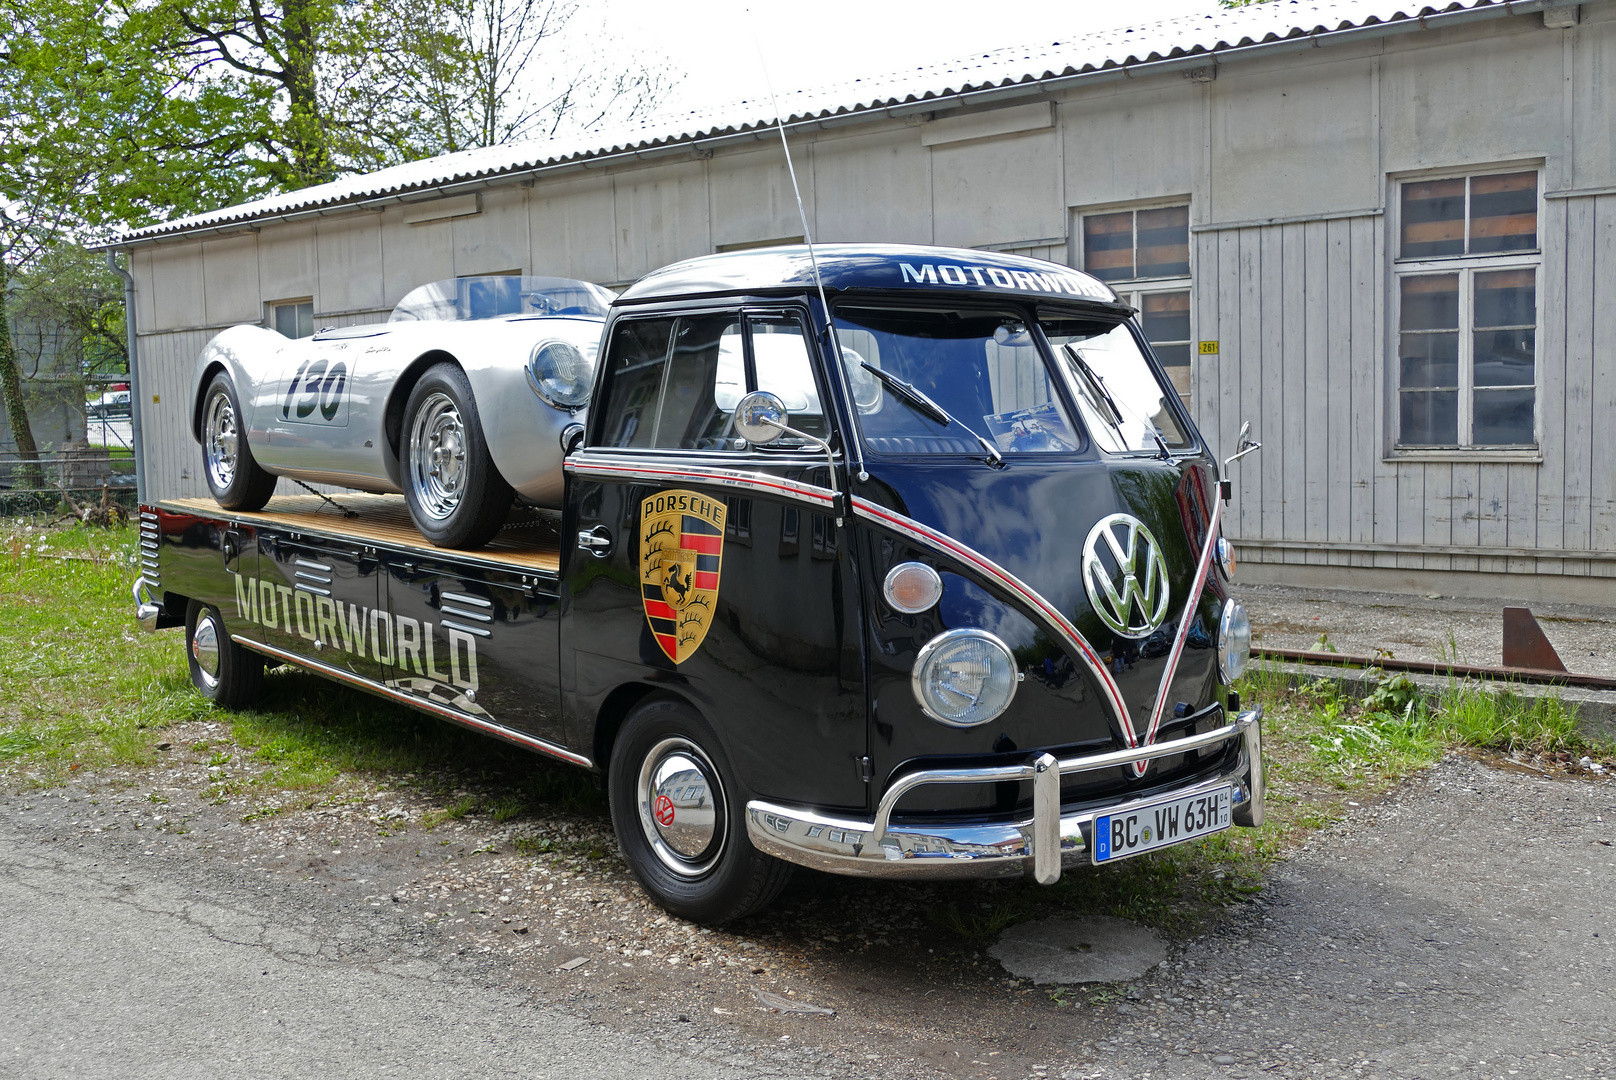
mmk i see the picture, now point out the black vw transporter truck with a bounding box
[133,244,1264,925]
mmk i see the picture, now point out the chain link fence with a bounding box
[0,450,138,520]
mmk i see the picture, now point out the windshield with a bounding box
[390,276,616,322]
[1040,315,1192,453]
[834,305,1080,455]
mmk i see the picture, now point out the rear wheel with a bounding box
[185,600,264,709]
[401,363,512,549]
[609,697,790,924]
[201,372,277,511]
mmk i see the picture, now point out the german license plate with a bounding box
[1093,786,1231,863]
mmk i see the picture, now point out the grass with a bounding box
[0,520,604,814]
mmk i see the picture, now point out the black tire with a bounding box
[185,600,264,709]
[401,362,512,549]
[200,372,277,511]
[609,697,791,925]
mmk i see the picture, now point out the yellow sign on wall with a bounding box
[1198,341,1219,355]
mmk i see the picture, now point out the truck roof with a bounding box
[615,243,1131,313]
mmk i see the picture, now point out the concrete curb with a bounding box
[1255,658,1616,743]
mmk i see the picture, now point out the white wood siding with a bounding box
[127,7,1616,600]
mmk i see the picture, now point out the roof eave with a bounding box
[102,0,1573,251]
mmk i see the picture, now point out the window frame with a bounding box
[1073,200,1195,417]
[588,303,833,459]
[1390,166,1543,454]
[267,298,315,340]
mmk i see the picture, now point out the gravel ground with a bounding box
[1236,583,1616,678]
[4,728,1612,1079]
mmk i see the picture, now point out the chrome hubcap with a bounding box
[637,737,726,877]
[407,392,467,521]
[191,615,221,689]
[203,392,238,490]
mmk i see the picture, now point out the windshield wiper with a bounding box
[1061,345,1174,462]
[859,361,1004,466]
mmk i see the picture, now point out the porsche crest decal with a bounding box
[640,490,726,664]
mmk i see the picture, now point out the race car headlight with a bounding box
[1217,598,1252,682]
[912,628,1020,727]
[526,339,593,409]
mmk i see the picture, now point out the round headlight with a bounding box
[527,339,593,409]
[912,628,1020,727]
[1217,598,1252,682]
[883,562,942,614]
[1215,536,1237,579]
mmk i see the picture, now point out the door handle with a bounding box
[577,526,613,558]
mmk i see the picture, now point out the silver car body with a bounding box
[189,281,606,509]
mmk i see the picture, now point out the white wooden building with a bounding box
[109,0,1616,604]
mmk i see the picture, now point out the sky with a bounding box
[598,0,1224,120]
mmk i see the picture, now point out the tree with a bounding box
[374,0,672,156]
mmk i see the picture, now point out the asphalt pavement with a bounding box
[2,754,1611,1080]
[0,826,818,1080]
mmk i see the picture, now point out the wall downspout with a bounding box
[105,250,145,504]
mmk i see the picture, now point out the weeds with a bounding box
[423,795,478,829]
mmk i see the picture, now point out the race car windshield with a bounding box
[833,305,1081,456]
[1039,313,1191,454]
[390,276,616,322]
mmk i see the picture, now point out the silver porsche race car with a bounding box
[190,276,611,548]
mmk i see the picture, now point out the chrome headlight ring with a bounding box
[1217,598,1252,683]
[911,627,1022,728]
[526,338,593,410]
[1214,536,1237,579]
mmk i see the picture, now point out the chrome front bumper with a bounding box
[746,706,1264,883]
[133,576,163,632]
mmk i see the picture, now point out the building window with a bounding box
[271,300,314,339]
[1395,170,1539,449]
[1079,203,1193,414]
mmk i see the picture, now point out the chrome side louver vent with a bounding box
[138,511,161,589]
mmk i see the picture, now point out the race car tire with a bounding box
[185,599,264,709]
[201,372,278,511]
[609,696,791,925]
[401,362,512,549]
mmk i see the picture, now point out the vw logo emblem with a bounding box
[1082,513,1171,639]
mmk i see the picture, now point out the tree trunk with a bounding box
[0,265,44,490]
[281,0,333,186]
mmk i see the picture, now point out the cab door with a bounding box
[563,307,868,811]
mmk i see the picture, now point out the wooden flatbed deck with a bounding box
[160,494,563,576]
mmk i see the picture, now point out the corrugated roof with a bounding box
[113,0,1561,245]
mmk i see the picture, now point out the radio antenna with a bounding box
[748,17,865,482]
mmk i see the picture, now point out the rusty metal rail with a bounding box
[1256,647,1616,691]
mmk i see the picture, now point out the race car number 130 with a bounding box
[1093,786,1231,863]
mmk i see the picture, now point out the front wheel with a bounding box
[401,363,512,549]
[185,600,264,709]
[200,372,277,511]
[609,697,790,925]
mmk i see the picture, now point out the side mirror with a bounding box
[1220,420,1262,503]
[734,391,788,446]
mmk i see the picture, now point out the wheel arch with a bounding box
[191,360,230,441]
[590,682,692,775]
[381,349,461,487]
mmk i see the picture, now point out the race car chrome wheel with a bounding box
[203,392,239,492]
[400,363,513,549]
[406,392,467,521]
[200,372,277,511]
